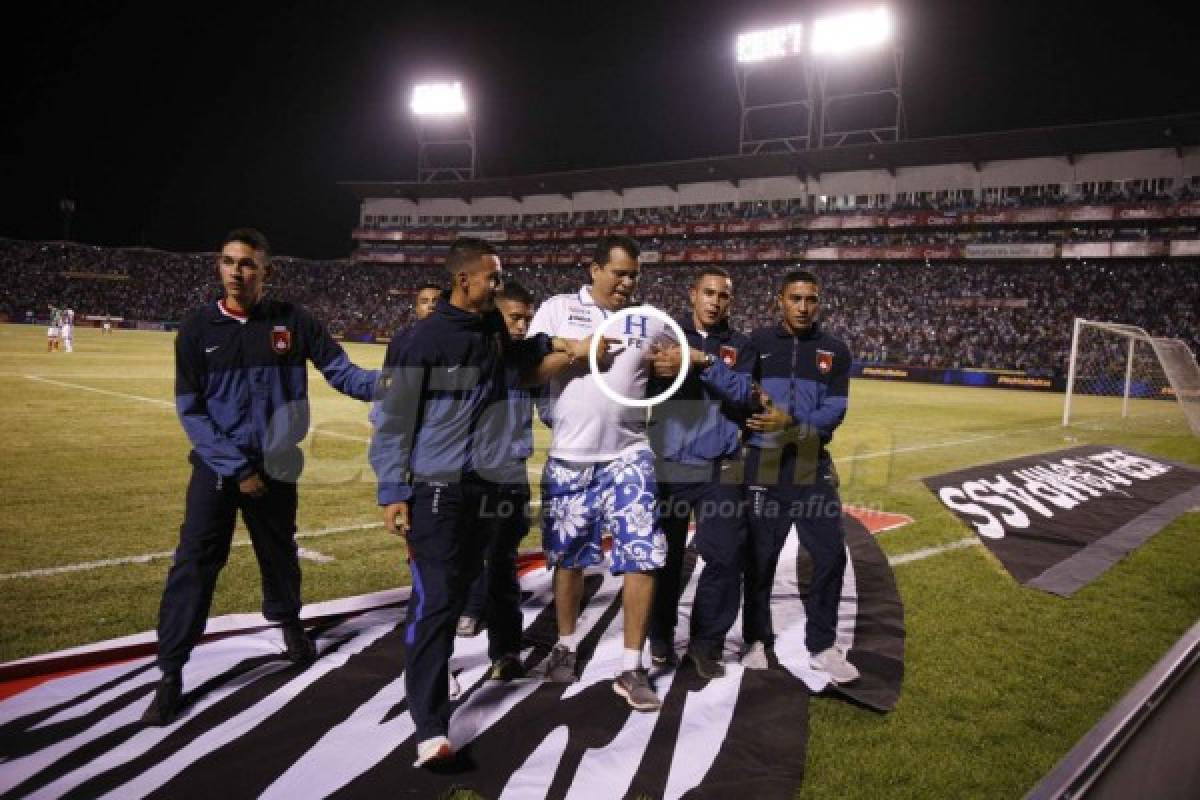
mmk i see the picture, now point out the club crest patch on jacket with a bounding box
[816,349,834,374]
[720,345,738,367]
[271,326,292,355]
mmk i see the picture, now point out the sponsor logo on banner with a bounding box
[1066,205,1115,221]
[458,230,508,242]
[720,345,737,367]
[1062,242,1112,258]
[924,445,1200,595]
[963,243,1056,259]
[1169,239,1200,257]
[862,366,909,378]
[271,326,292,354]
[805,247,840,260]
[996,375,1052,389]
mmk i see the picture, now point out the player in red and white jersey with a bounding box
[46,307,61,352]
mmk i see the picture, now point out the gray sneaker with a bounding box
[613,668,661,711]
[741,641,770,670]
[810,646,860,685]
[546,644,578,683]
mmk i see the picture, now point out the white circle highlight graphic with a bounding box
[587,305,689,408]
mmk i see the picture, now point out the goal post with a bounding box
[1062,318,1200,437]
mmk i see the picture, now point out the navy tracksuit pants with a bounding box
[742,447,845,655]
[405,473,521,741]
[156,452,301,674]
[462,483,529,636]
[649,460,749,659]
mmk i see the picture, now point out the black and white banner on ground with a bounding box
[925,445,1200,596]
[0,515,903,800]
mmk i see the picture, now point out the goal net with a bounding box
[1063,318,1200,437]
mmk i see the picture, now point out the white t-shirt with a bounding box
[529,286,667,463]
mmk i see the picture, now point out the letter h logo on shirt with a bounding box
[623,315,649,339]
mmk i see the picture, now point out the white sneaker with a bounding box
[448,667,461,700]
[741,641,769,670]
[413,735,454,768]
[810,646,860,685]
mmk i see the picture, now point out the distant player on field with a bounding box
[46,307,61,352]
[60,308,75,353]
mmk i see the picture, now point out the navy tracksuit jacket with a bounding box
[743,321,852,655]
[158,299,378,673]
[647,317,758,657]
[369,297,550,741]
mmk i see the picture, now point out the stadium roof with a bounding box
[341,113,1200,202]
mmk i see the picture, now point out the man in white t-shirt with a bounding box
[528,235,670,712]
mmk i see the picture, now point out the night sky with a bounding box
[3,0,1196,258]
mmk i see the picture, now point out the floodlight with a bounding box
[410,82,468,116]
[736,24,804,63]
[812,6,892,56]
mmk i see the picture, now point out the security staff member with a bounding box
[457,281,538,641]
[143,228,379,725]
[647,267,757,679]
[741,269,859,685]
[370,239,590,768]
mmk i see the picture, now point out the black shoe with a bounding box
[685,647,726,680]
[282,621,316,666]
[488,653,526,681]
[649,639,678,668]
[142,671,183,726]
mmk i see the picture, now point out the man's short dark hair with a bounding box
[497,280,534,306]
[416,282,441,294]
[781,269,820,291]
[592,235,640,267]
[694,266,731,286]
[445,237,497,275]
[223,228,271,258]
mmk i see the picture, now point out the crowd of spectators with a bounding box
[4,237,1196,376]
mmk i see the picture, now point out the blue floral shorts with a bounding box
[540,447,667,574]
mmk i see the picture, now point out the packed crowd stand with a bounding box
[4,237,1196,376]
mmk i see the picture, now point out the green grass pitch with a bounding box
[1,322,1197,798]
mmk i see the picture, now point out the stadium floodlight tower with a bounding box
[811,6,906,147]
[410,80,477,182]
[734,6,905,154]
[734,22,815,154]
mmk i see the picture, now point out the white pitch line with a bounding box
[0,522,382,581]
[297,547,336,564]
[835,424,1060,463]
[26,374,371,443]
[887,536,979,566]
[25,375,173,408]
